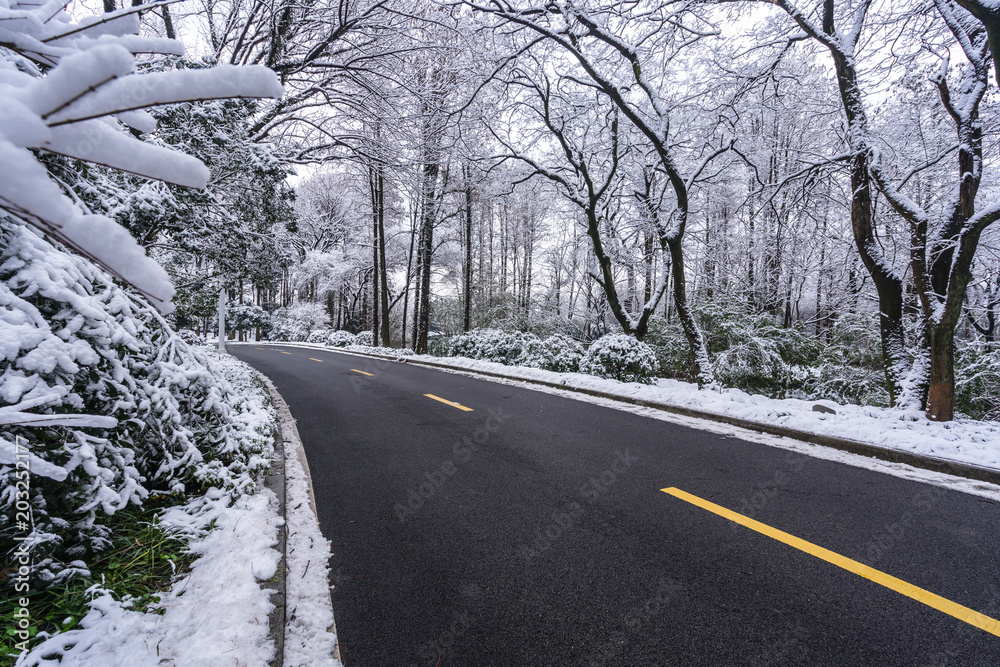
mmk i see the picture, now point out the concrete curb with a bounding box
[260,373,344,665]
[262,418,286,667]
[246,342,1000,488]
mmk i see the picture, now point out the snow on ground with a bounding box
[261,375,342,667]
[18,351,283,667]
[266,342,1000,498]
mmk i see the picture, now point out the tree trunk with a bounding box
[415,160,439,354]
[926,325,955,421]
[371,167,380,346]
[378,168,391,347]
[463,166,473,332]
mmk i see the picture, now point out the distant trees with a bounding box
[90,0,1000,420]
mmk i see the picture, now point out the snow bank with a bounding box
[17,351,283,667]
[417,355,1000,471]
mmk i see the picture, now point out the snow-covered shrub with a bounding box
[355,331,375,346]
[326,330,357,347]
[956,341,1000,420]
[519,334,584,372]
[642,317,693,379]
[579,334,658,384]
[269,303,330,341]
[805,314,890,407]
[448,328,537,365]
[0,222,273,585]
[177,329,203,346]
[306,330,328,343]
[715,336,791,392]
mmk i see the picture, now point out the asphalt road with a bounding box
[232,344,1000,666]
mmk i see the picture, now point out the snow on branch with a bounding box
[0,1,283,311]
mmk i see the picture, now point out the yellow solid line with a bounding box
[424,394,474,412]
[309,358,323,362]
[351,369,374,376]
[661,487,1000,638]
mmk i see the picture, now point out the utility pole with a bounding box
[218,290,226,352]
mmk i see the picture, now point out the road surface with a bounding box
[232,344,1000,666]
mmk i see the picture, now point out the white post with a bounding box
[218,290,226,352]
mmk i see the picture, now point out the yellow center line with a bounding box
[661,487,1000,638]
[424,394,474,412]
[309,358,323,363]
[351,369,374,376]
[279,351,292,355]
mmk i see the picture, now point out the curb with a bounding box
[261,374,344,665]
[253,342,1000,488]
[263,421,287,667]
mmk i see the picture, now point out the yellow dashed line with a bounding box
[424,394,473,412]
[662,487,1000,638]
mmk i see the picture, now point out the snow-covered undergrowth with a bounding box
[448,328,584,373]
[16,350,283,666]
[1,223,286,663]
[1,222,273,584]
[579,334,658,384]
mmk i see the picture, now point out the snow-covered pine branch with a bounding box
[0,0,283,312]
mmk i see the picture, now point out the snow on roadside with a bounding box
[19,350,282,667]
[413,356,1000,473]
[264,377,342,667]
[265,342,1000,474]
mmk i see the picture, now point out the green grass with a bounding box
[1,498,197,664]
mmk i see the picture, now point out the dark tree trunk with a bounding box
[416,166,437,353]
[463,166,474,332]
[378,168,391,347]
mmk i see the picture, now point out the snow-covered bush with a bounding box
[956,342,1000,420]
[177,329,203,346]
[448,328,536,365]
[520,334,584,372]
[715,336,791,392]
[326,330,357,347]
[355,331,375,346]
[269,303,330,341]
[306,330,328,344]
[579,334,658,384]
[0,223,273,584]
[805,314,890,407]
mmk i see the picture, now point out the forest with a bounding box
[9,0,1000,425]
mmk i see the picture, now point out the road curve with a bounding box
[232,344,1000,667]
